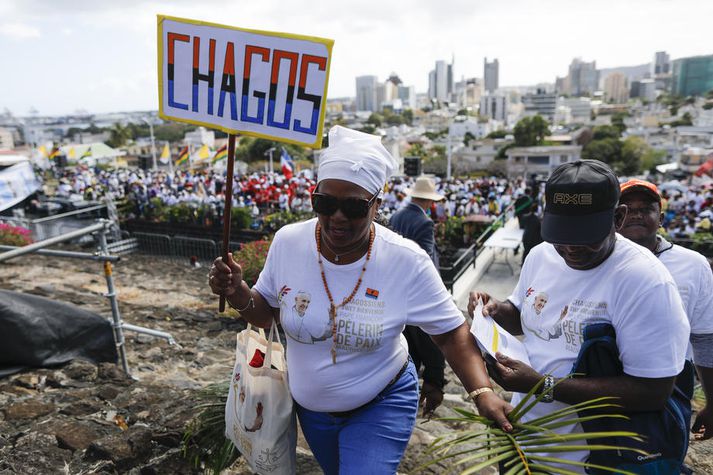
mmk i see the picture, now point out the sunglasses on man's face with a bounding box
[311,191,380,219]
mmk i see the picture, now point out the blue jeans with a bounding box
[296,361,419,475]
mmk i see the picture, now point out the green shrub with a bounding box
[262,210,314,234]
[230,207,252,231]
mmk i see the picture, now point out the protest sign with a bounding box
[157,15,333,148]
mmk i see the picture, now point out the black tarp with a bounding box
[0,290,117,377]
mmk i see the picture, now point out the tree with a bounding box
[247,138,278,162]
[640,148,666,174]
[619,136,647,176]
[402,109,413,125]
[576,128,594,147]
[611,113,628,135]
[486,130,507,139]
[581,137,621,166]
[513,115,550,147]
[591,125,620,141]
[407,142,427,160]
[105,122,131,148]
[422,145,447,175]
[366,113,382,127]
[154,123,193,142]
[384,113,403,126]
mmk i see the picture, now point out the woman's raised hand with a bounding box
[209,253,243,297]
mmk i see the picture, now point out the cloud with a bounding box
[0,22,41,39]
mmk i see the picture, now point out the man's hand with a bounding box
[693,405,713,440]
[487,352,543,394]
[419,381,444,419]
[474,390,513,432]
[468,291,499,318]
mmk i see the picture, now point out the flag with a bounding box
[68,147,76,159]
[175,146,189,166]
[197,144,210,161]
[280,147,294,180]
[81,147,92,159]
[37,145,48,158]
[212,144,228,165]
[159,143,170,164]
[695,158,713,177]
[49,146,61,159]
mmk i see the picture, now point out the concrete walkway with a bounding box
[452,219,522,313]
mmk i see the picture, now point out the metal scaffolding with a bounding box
[0,219,177,377]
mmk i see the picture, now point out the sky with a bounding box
[1,0,711,117]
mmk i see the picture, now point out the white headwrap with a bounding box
[317,126,397,195]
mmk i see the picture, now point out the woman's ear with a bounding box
[614,204,628,231]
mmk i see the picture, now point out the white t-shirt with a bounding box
[658,242,713,359]
[507,235,690,469]
[254,218,464,412]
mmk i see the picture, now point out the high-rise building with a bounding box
[603,73,629,104]
[567,58,598,96]
[672,55,713,97]
[557,97,592,122]
[384,73,402,103]
[454,78,483,108]
[639,79,657,102]
[397,85,416,110]
[522,88,557,122]
[653,51,670,75]
[479,94,507,122]
[428,59,454,103]
[484,58,499,93]
[355,75,378,112]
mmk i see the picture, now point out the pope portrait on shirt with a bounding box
[281,290,332,344]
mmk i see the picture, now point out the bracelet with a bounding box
[541,375,555,403]
[468,387,494,401]
[227,293,255,313]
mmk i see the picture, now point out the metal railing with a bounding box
[0,219,177,377]
[128,232,244,265]
[2,204,108,241]
[439,200,528,292]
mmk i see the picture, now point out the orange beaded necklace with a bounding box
[315,222,375,364]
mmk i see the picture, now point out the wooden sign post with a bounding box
[156,14,333,311]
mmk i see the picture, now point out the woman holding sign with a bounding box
[208,126,512,473]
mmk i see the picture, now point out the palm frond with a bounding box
[418,376,647,475]
[181,380,240,474]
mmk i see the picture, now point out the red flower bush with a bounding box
[232,238,272,287]
[0,223,32,246]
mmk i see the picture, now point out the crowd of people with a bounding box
[660,185,713,238]
[44,164,540,223]
[40,164,713,247]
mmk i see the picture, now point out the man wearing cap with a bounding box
[390,176,448,417]
[619,178,713,441]
[469,160,690,470]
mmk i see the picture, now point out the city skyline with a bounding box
[1,0,712,116]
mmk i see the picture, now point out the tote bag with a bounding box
[225,321,296,474]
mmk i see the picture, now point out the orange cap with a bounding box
[620,179,661,204]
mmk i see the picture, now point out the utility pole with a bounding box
[265,147,276,174]
[141,117,158,170]
[447,133,452,180]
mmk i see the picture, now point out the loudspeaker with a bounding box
[404,157,421,177]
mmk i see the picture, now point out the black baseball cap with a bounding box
[542,160,620,245]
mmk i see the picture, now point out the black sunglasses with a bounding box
[311,190,380,219]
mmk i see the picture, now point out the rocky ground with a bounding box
[0,249,711,474]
